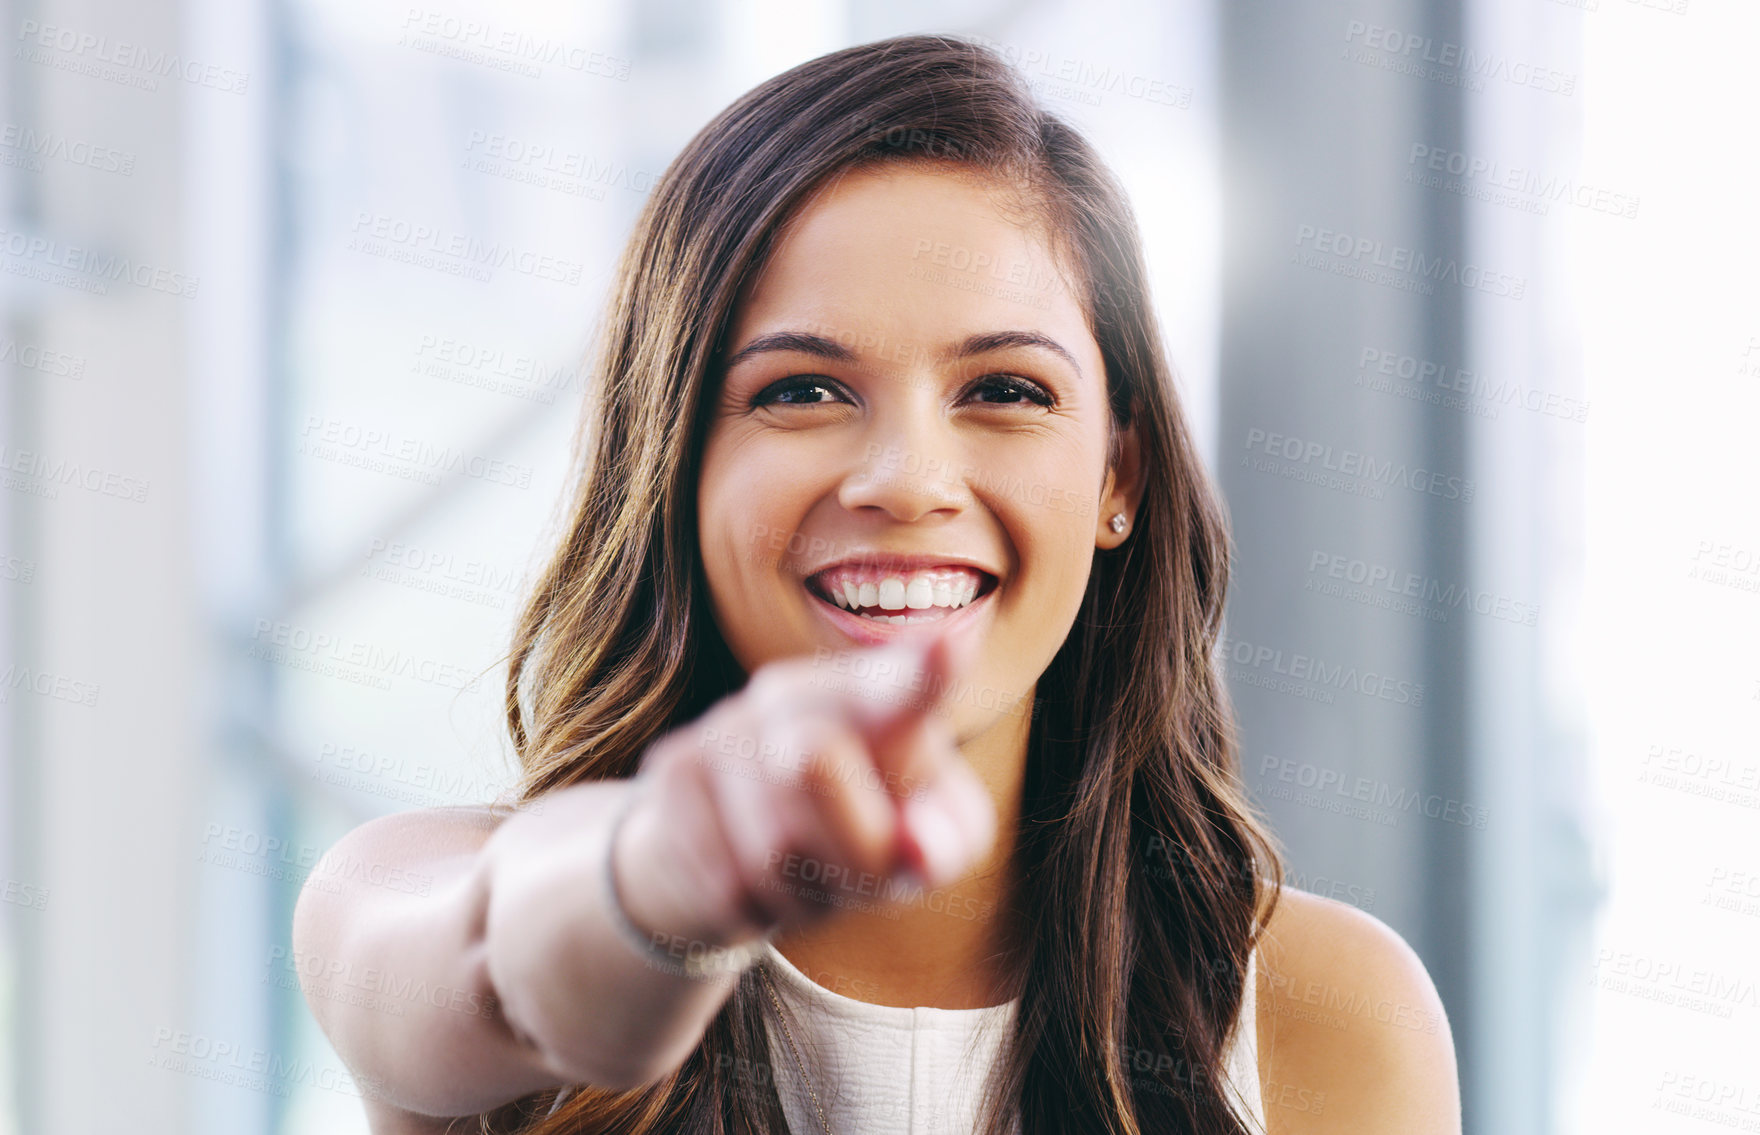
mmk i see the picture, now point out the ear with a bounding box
[1096,420,1144,550]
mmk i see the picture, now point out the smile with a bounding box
[803,564,999,640]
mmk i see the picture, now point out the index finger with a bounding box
[800,618,982,790]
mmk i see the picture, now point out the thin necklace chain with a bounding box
[757,961,836,1135]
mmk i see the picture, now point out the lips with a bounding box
[804,574,998,646]
[797,553,1001,642]
[807,562,995,615]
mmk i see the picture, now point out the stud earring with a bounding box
[1109,513,1128,534]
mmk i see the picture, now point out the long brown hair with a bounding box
[487,32,1282,1135]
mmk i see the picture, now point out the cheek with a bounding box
[697,438,752,607]
[966,428,1105,524]
[984,438,1104,611]
[1009,504,1095,598]
[698,434,818,591]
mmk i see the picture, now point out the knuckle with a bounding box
[793,723,855,794]
[635,730,680,775]
[646,735,699,791]
[726,802,784,880]
[718,835,782,929]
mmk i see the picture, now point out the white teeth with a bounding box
[813,567,992,618]
[867,572,982,609]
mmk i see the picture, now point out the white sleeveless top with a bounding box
[756,940,1265,1133]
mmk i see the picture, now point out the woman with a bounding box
[294,33,1461,1135]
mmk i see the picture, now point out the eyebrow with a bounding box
[724,331,858,369]
[723,329,1084,378]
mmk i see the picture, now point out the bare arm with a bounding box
[291,632,995,1124]
[290,781,743,1122]
[289,800,557,1121]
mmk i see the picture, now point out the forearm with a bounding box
[479,777,746,1093]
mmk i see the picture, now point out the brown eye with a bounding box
[969,374,1054,407]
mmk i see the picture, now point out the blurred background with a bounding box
[1,0,1755,1131]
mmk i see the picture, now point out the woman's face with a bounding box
[697,162,1140,738]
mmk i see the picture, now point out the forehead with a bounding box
[727,163,1094,362]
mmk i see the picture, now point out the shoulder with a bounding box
[1249,885,1461,1134]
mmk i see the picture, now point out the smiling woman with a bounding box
[700,163,1115,674]
[292,32,1460,1135]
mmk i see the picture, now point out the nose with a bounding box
[838,420,969,523]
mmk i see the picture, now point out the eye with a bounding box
[750,376,851,408]
[968,374,1055,407]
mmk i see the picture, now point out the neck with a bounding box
[771,695,1032,1010]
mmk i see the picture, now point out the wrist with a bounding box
[604,777,770,980]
